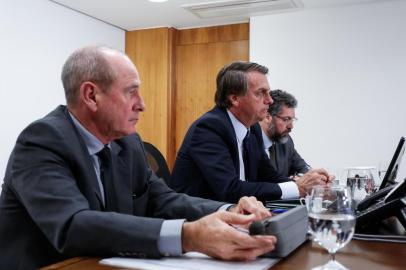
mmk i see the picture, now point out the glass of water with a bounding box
[308,185,355,270]
[346,167,375,201]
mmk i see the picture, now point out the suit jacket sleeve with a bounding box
[287,138,310,175]
[8,118,223,259]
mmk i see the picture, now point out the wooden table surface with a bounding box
[41,239,406,270]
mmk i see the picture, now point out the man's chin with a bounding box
[276,135,289,144]
[123,126,138,136]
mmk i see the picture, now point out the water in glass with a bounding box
[308,185,355,270]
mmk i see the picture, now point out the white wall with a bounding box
[250,0,406,183]
[0,0,124,188]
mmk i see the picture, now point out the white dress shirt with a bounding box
[227,110,299,199]
[227,110,249,181]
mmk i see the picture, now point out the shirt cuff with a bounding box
[218,204,234,211]
[279,181,299,199]
[157,219,185,257]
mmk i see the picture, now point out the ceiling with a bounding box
[50,0,394,30]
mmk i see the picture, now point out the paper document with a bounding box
[100,252,279,270]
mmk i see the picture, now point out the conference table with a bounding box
[41,239,406,270]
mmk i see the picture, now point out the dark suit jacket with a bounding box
[0,105,223,270]
[169,106,291,203]
[269,135,310,177]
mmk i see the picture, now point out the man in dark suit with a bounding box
[169,62,331,204]
[0,47,276,270]
[259,90,311,177]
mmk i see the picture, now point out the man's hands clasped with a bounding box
[295,168,335,197]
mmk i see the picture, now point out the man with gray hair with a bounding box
[259,89,310,177]
[0,46,276,269]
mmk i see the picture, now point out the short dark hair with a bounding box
[61,46,118,105]
[214,61,268,108]
[268,89,298,115]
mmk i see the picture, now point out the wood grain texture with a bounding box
[166,28,177,169]
[177,23,249,45]
[175,37,249,152]
[125,24,249,168]
[41,240,406,270]
[125,28,174,163]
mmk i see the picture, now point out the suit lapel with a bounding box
[62,107,105,210]
[214,107,240,174]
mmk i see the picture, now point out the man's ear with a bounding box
[228,94,239,107]
[79,82,98,112]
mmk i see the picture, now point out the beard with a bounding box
[268,124,290,144]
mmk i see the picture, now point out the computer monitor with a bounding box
[379,136,406,190]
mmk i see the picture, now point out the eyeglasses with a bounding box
[274,115,298,125]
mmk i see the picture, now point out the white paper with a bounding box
[100,252,279,270]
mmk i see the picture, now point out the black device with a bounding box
[249,205,308,257]
[379,136,405,189]
[356,136,405,212]
[355,178,406,232]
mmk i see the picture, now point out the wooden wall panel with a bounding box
[175,23,249,152]
[125,28,175,162]
[175,40,249,151]
[124,23,249,169]
[177,23,249,45]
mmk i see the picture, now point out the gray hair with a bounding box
[61,46,118,105]
[268,89,298,115]
[214,61,269,108]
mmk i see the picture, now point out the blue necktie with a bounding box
[242,130,251,181]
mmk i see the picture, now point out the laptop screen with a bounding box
[379,136,405,190]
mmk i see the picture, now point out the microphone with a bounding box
[249,217,273,235]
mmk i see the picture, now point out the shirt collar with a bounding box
[227,110,249,143]
[262,130,273,149]
[69,112,105,155]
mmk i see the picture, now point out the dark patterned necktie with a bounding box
[97,146,118,211]
[242,130,251,181]
[269,143,278,170]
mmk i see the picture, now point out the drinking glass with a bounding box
[308,186,355,270]
[378,161,389,182]
[346,167,375,201]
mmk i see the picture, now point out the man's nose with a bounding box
[265,92,273,105]
[134,94,146,112]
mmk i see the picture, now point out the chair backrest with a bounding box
[143,141,170,183]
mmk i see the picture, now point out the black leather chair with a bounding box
[143,141,171,183]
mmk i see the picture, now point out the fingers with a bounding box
[231,196,271,220]
[183,211,278,261]
[218,235,277,261]
[328,174,335,182]
[305,169,331,184]
[219,211,256,226]
[297,172,329,197]
[311,168,334,182]
[217,223,277,260]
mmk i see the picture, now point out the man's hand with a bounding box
[228,196,271,220]
[295,168,335,197]
[182,211,277,261]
